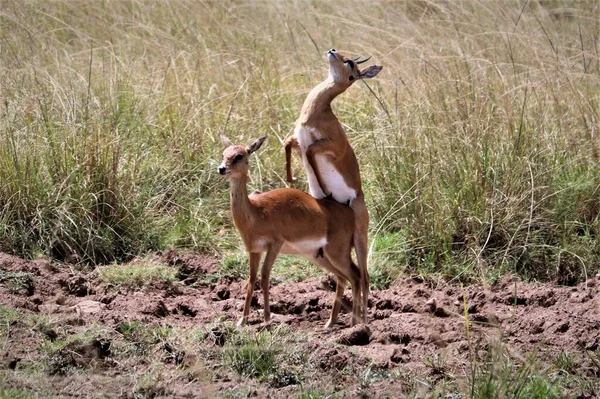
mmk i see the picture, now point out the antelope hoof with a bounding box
[324,318,337,332]
[237,317,247,329]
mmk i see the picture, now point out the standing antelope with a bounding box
[218,135,362,330]
[284,49,383,323]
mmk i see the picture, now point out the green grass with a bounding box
[98,259,177,289]
[222,330,278,380]
[219,253,322,283]
[0,388,36,399]
[0,304,20,326]
[220,326,299,386]
[0,271,34,294]
[467,344,562,399]
[297,388,338,399]
[1,1,599,283]
[0,305,21,343]
[218,255,249,281]
[205,323,304,388]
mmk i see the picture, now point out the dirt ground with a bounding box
[1,250,599,398]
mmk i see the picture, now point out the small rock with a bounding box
[336,324,371,346]
[63,314,86,326]
[31,295,44,305]
[488,313,501,326]
[471,313,488,323]
[373,310,392,320]
[401,303,416,313]
[530,322,544,335]
[39,304,61,314]
[55,295,67,305]
[433,306,449,318]
[390,347,409,364]
[165,284,184,297]
[61,275,95,297]
[429,333,447,348]
[22,300,39,312]
[376,298,394,310]
[314,347,350,371]
[176,303,198,317]
[555,321,570,333]
[214,285,230,300]
[40,260,58,273]
[425,297,437,313]
[388,332,411,344]
[144,300,169,318]
[307,312,321,321]
[320,275,337,291]
[73,300,105,315]
[99,294,116,305]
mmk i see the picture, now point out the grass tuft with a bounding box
[1,1,599,283]
[99,259,177,289]
[0,388,36,399]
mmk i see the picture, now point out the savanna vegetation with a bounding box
[1,0,599,283]
[1,1,600,397]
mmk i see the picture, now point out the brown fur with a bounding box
[219,136,361,330]
[284,49,383,323]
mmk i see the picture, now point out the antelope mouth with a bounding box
[217,166,231,176]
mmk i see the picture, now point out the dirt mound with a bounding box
[165,249,220,284]
[1,250,599,397]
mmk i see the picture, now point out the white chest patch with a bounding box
[250,238,267,252]
[295,126,357,204]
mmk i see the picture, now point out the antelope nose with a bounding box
[328,48,336,53]
[218,166,227,175]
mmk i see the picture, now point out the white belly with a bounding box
[305,155,356,203]
[281,237,327,258]
[295,126,357,204]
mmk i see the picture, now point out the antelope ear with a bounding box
[247,136,267,154]
[221,135,233,148]
[359,65,383,79]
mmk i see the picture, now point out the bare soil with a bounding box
[1,250,599,398]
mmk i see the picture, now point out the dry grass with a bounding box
[0,1,598,282]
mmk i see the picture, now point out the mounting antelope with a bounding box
[218,135,362,330]
[284,49,383,323]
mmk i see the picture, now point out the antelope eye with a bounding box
[233,154,244,163]
[345,60,355,69]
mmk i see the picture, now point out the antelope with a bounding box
[284,49,383,324]
[218,135,362,330]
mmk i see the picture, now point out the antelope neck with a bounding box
[299,79,350,122]
[229,175,254,222]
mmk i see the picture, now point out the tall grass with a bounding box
[1,1,599,281]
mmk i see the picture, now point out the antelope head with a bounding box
[326,48,383,85]
[218,136,266,178]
